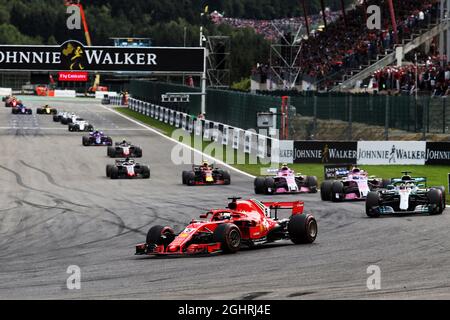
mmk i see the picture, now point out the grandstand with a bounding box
[249,0,449,95]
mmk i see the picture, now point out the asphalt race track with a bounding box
[0,97,449,300]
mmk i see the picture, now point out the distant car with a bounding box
[182,162,230,186]
[82,131,113,146]
[107,140,143,158]
[12,104,32,115]
[366,172,446,217]
[135,197,317,256]
[254,164,317,195]
[106,158,150,179]
[61,113,79,125]
[37,105,57,115]
[4,96,18,108]
[320,167,390,202]
[53,112,75,123]
[68,118,94,132]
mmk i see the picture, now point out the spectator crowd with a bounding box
[244,0,441,92]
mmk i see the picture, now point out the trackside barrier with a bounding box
[0,87,12,96]
[111,97,275,160]
[95,91,118,99]
[114,98,450,166]
[54,90,76,98]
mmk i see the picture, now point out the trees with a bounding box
[0,0,354,82]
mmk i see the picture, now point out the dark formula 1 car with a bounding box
[106,158,150,179]
[36,105,57,115]
[12,104,32,115]
[136,197,317,256]
[321,166,390,202]
[107,140,142,158]
[254,165,317,195]
[365,172,446,217]
[82,131,113,146]
[182,162,231,186]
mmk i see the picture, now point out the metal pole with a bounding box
[200,26,207,115]
[313,95,317,139]
[320,0,327,31]
[447,0,450,64]
[440,0,445,67]
[340,0,348,28]
[415,53,418,101]
[301,0,310,36]
[348,95,352,140]
[387,0,398,44]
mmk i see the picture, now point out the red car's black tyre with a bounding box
[107,146,115,157]
[366,191,381,218]
[331,181,345,202]
[254,177,266,194]
[288,214,317,244]
[213,223,241,254]
[320,180,333,201]
[428,188,444,215]
[110,166,119,179]
[36,108,42,114]
[106,165,113,178]
[146,225,175,246]
[141,165,151,179]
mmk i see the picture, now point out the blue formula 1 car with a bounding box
[82,130,113,146]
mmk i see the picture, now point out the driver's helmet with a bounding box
[351,167,361,174]
[281,163,290,171]
[122,139,127,145]
[201,160,209,168]
[94,130,100,135]
[222,212,231,220]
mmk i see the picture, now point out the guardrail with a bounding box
[111,97,275,161]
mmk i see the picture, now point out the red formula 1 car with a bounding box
[135,197,317,256]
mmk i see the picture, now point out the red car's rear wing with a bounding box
[262,201,304,215]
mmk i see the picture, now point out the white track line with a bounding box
[100,105,256,179]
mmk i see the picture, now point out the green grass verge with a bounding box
[115,107,450,202]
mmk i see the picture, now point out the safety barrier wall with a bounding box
[129,80,282,130]
[0,87,12,96]
[111,97,275,161]
[95,91,118,99]
[277,140,450,165]
[54,90,77,98]
[110,98,450,166]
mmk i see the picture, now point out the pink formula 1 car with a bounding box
[320,167,390,202]
[254,164,318,195]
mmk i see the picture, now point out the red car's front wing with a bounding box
[136,243,222,256]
